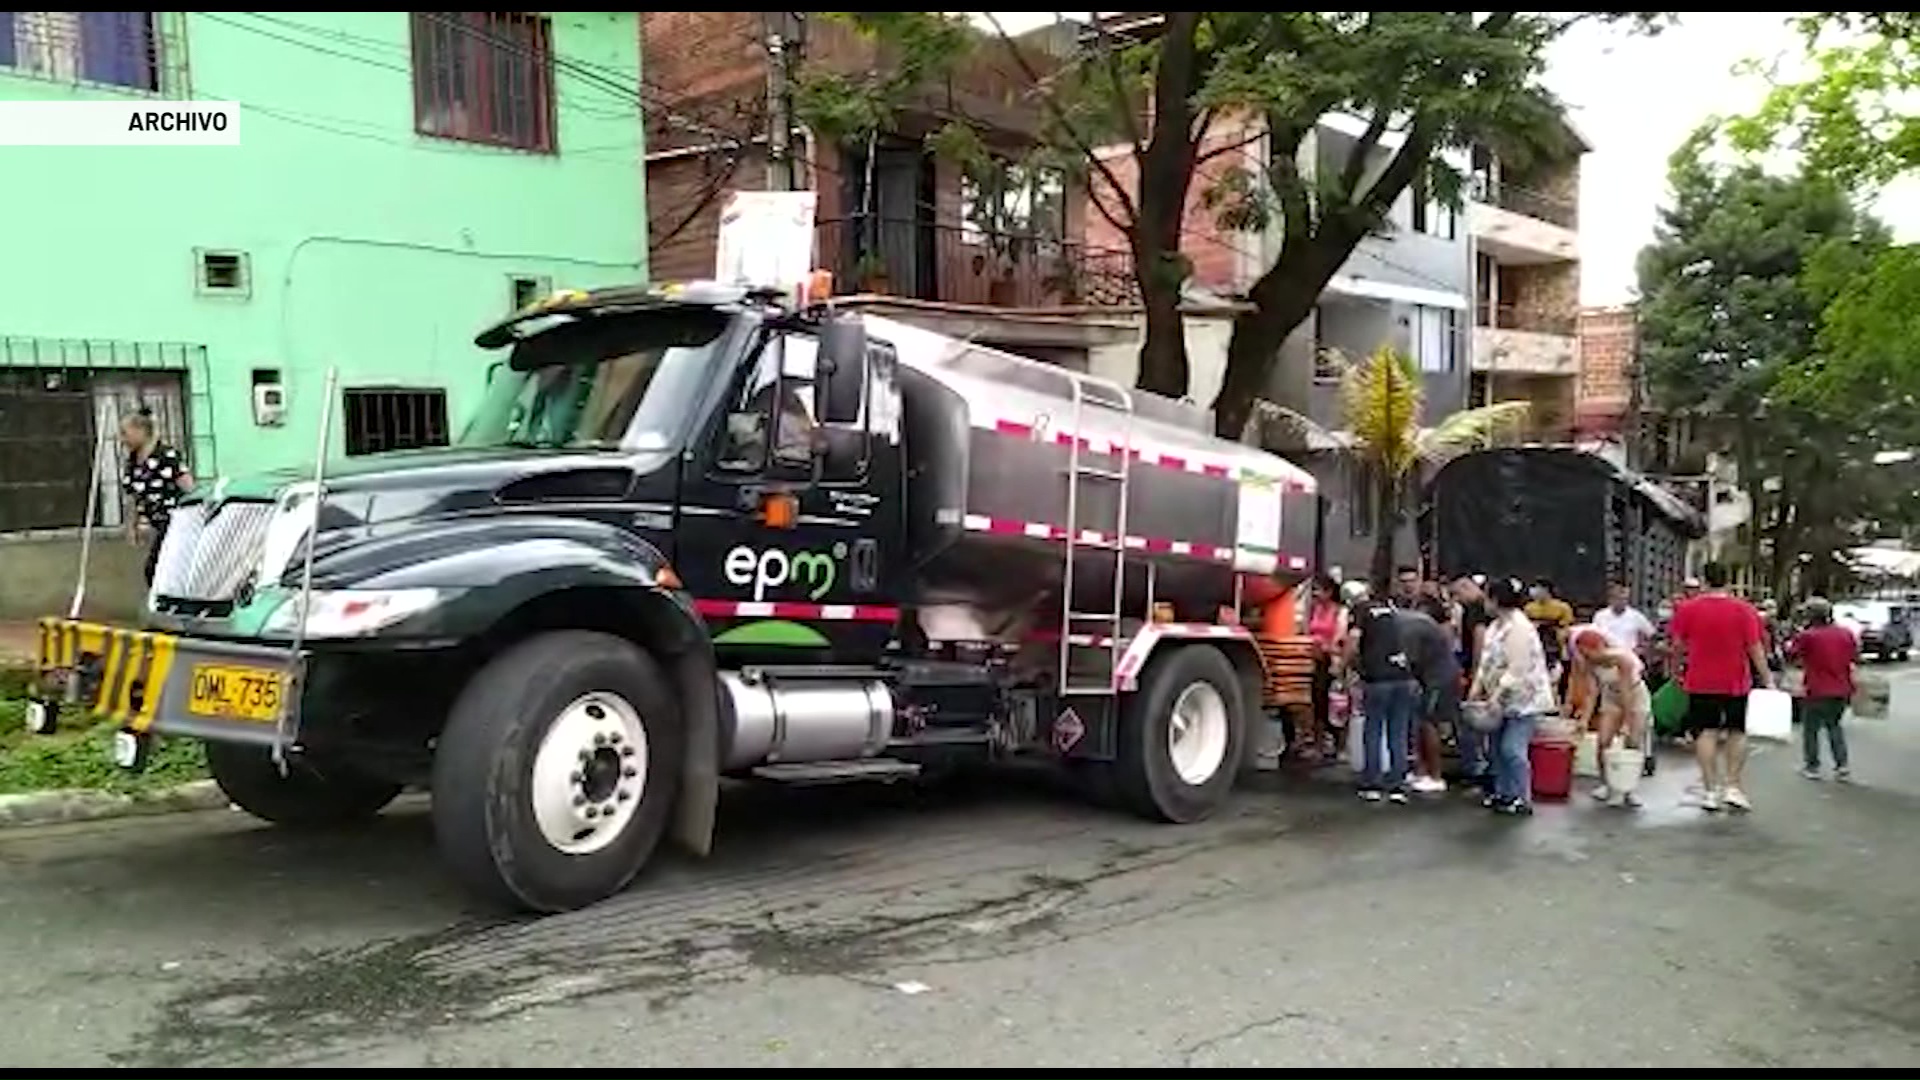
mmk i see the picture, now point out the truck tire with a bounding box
[205,742,401,829]
[431,631,683,914]
[1113,644,1244,824]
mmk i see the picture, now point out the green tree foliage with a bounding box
[1204,12,1667,436]
[1727,13,1920,189]
[1782,244,1920,414]
[1636,136,1900,594]
[790,12,1663,438]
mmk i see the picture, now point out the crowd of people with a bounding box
[1282,561,1861,816]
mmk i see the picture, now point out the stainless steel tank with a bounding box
[862,315,1317,641]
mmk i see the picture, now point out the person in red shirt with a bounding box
[1667,562,1773,812]
[1787,596,1857,782]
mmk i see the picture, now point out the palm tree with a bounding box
[1251,344,1531,588]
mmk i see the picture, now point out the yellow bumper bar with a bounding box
[36,616,303,743]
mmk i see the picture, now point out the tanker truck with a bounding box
[23,280,1317,913]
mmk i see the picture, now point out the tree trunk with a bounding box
[1214,275,1320,438]
[1135,274,1189,398]
[1765,472,1797,601]
[1213,231,1350,438]
[1127,13,1202,400]
[1737,422,1765,591]
[1369,471,1400,591]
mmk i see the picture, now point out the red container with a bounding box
[1528,740,1575,801]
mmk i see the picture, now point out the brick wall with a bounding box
[1577,306,1636,423]
[1493,261,1580,334]
[1083,117,1262,295]
[1502,153,1581,231]
[640,13,1088,298]
[639,12,767,153]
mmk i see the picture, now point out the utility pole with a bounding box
[763,12,804,191]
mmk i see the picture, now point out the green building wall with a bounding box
[0,11,647,619]
[0,10,647,473]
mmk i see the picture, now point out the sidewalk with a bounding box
[0,622,38,664]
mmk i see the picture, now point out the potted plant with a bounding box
[855,250,890,294]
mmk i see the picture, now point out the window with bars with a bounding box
[409,11,557,153]
[342,387,450,457]
[0,11,160,92]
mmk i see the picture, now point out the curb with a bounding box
[0,779,226,829]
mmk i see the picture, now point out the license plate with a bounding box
[187,664,287,723]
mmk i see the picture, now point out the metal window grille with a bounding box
[342,387,451,457]
[409,11,557,153]
[0,11,174,94]
[0,337,205,534]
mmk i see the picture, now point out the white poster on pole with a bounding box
[714,190,817,293]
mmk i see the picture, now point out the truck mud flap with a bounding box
[37,616,305,749]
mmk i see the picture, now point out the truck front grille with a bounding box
[150,501,276,603]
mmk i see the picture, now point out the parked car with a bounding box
[1834,600,1913,662]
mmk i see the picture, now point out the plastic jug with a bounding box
[1746,687,1793,742]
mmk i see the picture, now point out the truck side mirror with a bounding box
[815,316,868,426]
[485,360,505,387]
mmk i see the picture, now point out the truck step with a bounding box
[750,759,922,785]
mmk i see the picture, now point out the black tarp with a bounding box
[1425,447,1707,611]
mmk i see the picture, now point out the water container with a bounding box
[1602,744,1645,797]
[1573,731,1602,777]
[1746,688,1793,742]
[1854,672,1890,720]
[1528,739,1575,801]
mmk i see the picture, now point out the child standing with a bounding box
[1788,596,1858,782]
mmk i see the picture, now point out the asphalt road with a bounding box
[5,668,1920,1068]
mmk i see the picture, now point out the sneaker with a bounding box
[1590,784,1614,802]
[1411,775,1447,794]
[1799,766,1823,781]
[1481,792,1502,810]
[1494,799,1534,816]
[1621,790,1642,809]
[1387,788,1410,805]
[1723,788,1753,812]
[1358,788,1384,802]
[1700,789,1722,812]
[1835,768,1854,784]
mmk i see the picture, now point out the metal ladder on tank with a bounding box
[1058,377,1136,696]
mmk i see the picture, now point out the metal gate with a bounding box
[0,336,215,534]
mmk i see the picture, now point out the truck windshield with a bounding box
[461,307,732,451]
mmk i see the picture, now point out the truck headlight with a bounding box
[264,588,446,639]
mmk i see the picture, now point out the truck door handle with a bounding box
[851,538,878,592]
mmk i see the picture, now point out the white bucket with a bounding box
[1602,744,1645,796]
[1347,714,1388,775]
[1573,731,1602,777]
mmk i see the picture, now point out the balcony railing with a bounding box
[1476,301,1576,337]
[815,214,1138,308]
[1470,176,1578,231]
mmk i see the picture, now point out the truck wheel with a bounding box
[1114,644,1244,824]
[205,742,401,829]
[432,631,682,914]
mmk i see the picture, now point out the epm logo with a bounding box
[723,543,847,601]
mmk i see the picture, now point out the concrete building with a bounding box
[0,11,646,619]
[1083,111,1474,577]
[1468,130,1587,442]
[640,12,1133,339]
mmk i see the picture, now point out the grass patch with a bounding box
[0,694,207,796]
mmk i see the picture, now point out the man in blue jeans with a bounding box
[1346,583,1420,804]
